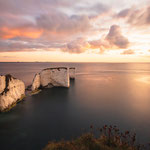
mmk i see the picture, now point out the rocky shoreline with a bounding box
[0,67,75,112]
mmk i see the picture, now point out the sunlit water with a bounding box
[0,62,150,150]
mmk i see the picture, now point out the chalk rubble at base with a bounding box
[31,67,76,92]
[0,75,25,112]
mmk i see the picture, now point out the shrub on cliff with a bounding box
[43,125,146,150]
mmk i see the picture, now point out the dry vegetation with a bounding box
[43,125,149,150]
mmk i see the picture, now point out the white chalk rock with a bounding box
[40,69,51,87]
[40,67,70,88]
[0,75,25,111]
[0,76,6,94]
[31,73,41,91]
[69,68,75,79]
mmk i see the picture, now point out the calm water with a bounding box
[0,62,150,150]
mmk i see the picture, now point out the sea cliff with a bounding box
[0,74,25,112]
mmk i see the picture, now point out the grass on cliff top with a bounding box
[43,125,148,150]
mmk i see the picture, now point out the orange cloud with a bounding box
[0,27,43,39]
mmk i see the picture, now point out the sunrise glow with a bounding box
[0,0,150,62]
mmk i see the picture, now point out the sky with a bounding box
[0,0,150,62]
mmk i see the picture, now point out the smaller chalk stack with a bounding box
[69,68,75,79]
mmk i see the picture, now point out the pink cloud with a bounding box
[62,38,90,53]
[116,5,150,27]
[89,25,130,53]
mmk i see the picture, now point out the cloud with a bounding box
[0,0,124,55]
[36,12,91,38]
[75,2,111,17]
[0,0,138,55]
[128,6,150,26]
[89,39,110,54]
[0,0,92,42]
[0,0,94,53]
[0,26,43,39]
[121,49,135,55]
[61,25,130,54]
[0,8,91,42]
[116,6,150,27]
[106,25,129,48]
[89,25,130,53]
[116,8,131,18]
[0,0,74,15]
[0,40,46,52]
[1,55,17,58]
[62,38,90,53]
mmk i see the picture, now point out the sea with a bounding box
[0,62,150,150]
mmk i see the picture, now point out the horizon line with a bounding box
[0,61,150,63]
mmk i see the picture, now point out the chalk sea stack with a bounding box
[69,67,75,79]
[31,67,70,92]
[31,73,41,91]
[0,74,25,112]
[0,67,76,111]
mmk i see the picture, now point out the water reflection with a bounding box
[0,62,150,150]
[136,76,150,84]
